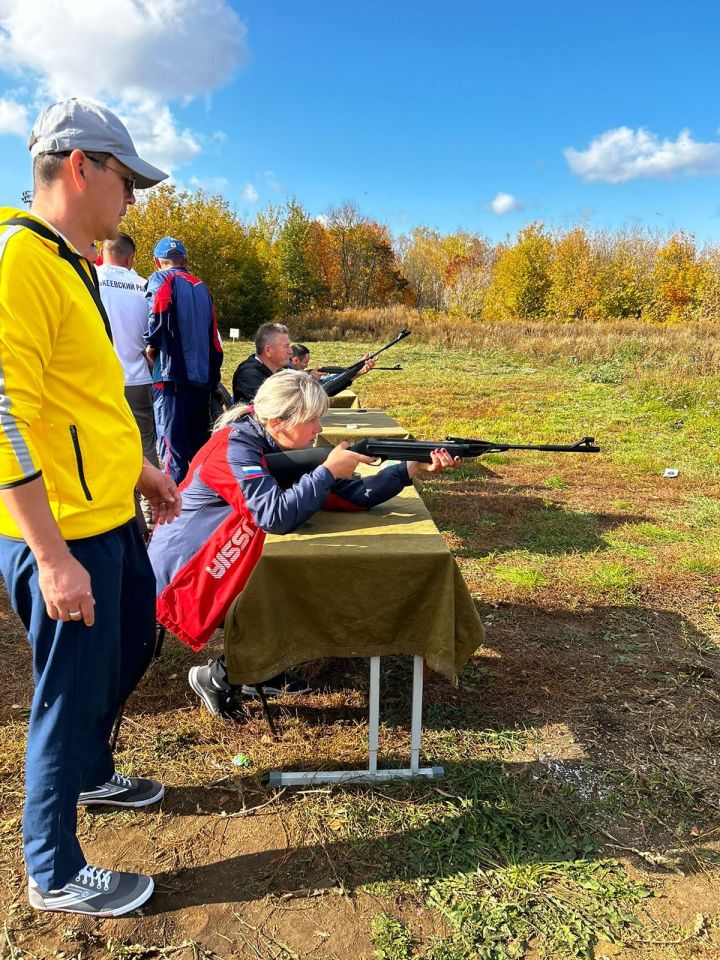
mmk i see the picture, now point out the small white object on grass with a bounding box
[663,468,679,478]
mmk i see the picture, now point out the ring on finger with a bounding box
[68,610,82,619]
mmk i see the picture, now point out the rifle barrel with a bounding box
[445,435,600,454]
[264,435,600,485]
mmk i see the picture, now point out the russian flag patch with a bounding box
[241,465,266,480]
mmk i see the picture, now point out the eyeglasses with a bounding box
[85,154,136,197]
[47,149,137,197]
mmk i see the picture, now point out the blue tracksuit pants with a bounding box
[0,520,156,893]
[154,381,211,486]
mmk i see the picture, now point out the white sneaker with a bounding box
[28,865,154,916]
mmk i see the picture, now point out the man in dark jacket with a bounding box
[146,237,223,484]
[232,322,291,402]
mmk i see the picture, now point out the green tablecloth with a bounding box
[223,466,485,685]
[327,389,360,409]
[317,408,412,447]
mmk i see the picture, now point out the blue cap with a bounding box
[153,236,187,258]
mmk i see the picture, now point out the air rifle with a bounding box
[319,363,403,373]
[265,435,600,486]
[321,329,411,397]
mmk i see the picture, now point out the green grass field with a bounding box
[0,325,719,959]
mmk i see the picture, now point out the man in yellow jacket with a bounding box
[0,99,181,917]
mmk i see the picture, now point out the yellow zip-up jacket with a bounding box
[0,208,142,539]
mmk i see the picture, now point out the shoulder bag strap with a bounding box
[1,216,113,344]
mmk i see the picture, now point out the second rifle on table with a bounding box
[321,329,411,397]
[319,363,403,373]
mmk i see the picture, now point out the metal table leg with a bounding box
[368,656,380,775]
[268,656,444,787]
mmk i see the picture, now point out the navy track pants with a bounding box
[154,381,211,486]
[0,520,156,892]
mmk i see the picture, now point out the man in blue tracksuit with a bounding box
[145,237,224,484]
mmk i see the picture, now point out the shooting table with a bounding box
[317,408,412,447]
[326,389,360,409]
[223,462,484,787]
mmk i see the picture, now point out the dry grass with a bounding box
[1,326,720,958]
[291,306,720,372]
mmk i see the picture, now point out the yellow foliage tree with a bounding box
[485,223,552,321]
[442,232,495,321]
[648,232,702,323]
[547,227,598,321]
[395,227,446,310]
[122,184,274,334]
[592,229,655,321]
[695,246,720,323]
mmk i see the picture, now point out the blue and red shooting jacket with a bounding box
[147,416,413,650]
[145,266,223,389]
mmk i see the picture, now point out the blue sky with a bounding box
[2,0,720,244]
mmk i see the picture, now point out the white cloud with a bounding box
[263,170,284,193]
[0,0,247,171]
[242,183,259,203]
[0,96,27,134]
[120,100,202,170]
[491,192,523,215]
[189,175,231,193]
[565,126,720,183]
[0,0,246,101]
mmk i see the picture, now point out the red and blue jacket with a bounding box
[148,416,413,650]
[145,266,223,389]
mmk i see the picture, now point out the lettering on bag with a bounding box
[205,517,256,579]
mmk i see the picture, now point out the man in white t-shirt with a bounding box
[97,233,158,471]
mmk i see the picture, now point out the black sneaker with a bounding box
[189,663,246,721]
[78,772,164,808]
[28,865,153,916]
[241,671,312,698]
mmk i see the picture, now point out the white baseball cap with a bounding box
[28,98,168,189]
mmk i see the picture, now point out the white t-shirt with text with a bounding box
[97,264,151,386]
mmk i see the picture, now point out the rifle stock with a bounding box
[321,329,411,397]
[264,436,600,486]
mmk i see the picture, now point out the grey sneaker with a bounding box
[78,771,164,807]
[28,865,153,916]
[188,662,245,721]
[241,671,312,698]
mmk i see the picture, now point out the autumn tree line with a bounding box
[122,184,720,335]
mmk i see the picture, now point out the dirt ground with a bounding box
[1,457,719,960]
